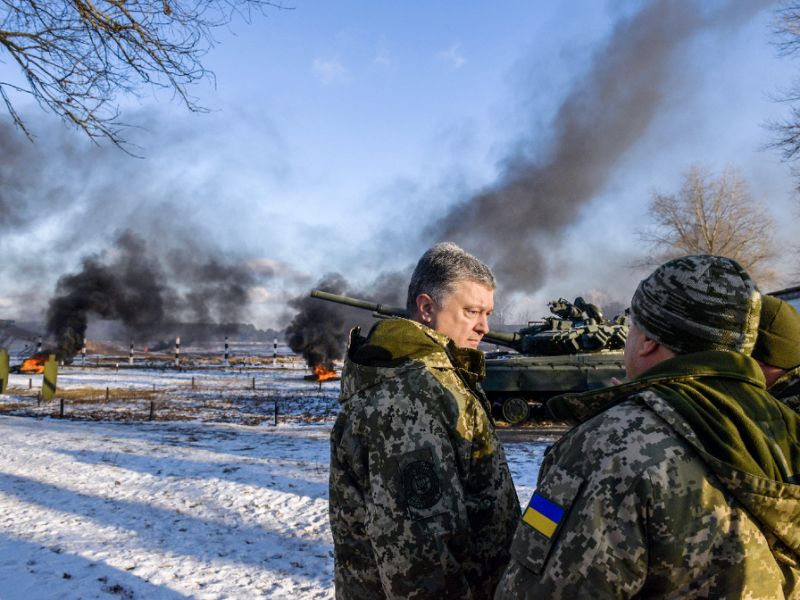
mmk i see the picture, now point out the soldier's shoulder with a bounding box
[337,363,460,432]
[549,394,692,477]
[577,394,674,439]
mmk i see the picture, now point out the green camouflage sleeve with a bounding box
[495,397,790,599]
[352,368,477,598]
[495,451,649,598]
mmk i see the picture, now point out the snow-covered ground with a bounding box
[2,362,341,424]
[0,359,550,599]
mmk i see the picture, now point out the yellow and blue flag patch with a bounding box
[522,492,564,539]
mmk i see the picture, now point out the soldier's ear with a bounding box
[640,336,661,357]
[416,294,435,323]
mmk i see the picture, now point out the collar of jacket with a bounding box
[341,318,486,396]
[547,350,765,424]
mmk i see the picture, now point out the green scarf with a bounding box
[638,352,800,483]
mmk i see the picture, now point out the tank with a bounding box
[481,297,627,424]
[309,290,628,424]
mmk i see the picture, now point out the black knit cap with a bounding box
[630,255,761,355]
[752,295,800,370]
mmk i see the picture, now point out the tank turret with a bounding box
[484,297,627,355]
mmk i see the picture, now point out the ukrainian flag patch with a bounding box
[522,492,564,539]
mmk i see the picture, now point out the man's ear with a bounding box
[415,294,435,324]
[640,336,661,357]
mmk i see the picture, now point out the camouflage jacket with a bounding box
[771,365,800,413]
[496,351,800,599]
[330,318,519,600]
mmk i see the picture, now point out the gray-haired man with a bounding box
[329,242,519,599]
[496,255,800,599]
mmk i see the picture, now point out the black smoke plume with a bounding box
[286,274,349,369]
[431,1,769,293]
[286,272,407,368]
[46,230,255,358]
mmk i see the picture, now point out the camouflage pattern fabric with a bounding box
[330,319,519,600]
[498,354,800,599]
[630,255,760,355]
[771,365,800,413]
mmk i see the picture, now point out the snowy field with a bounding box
[0,359,551,599]
[1,359,340,424]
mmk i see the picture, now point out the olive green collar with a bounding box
[548,351,764,423]
[349,318,485,379]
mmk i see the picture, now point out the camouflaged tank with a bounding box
[309,291,628,425]
[481,297,627,424]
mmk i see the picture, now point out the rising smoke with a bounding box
[431,0,769,293]
[0,120,89,230]
[46,230,255,358]
[0,113,296,356]
[286,1,770,356]
[285,272,407,368]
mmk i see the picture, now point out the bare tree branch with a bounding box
[0,0,287,147]
[636,166,779,287]
[770,4,800,161]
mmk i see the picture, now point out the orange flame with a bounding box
[20,354,47,374]
[314,364,338,381]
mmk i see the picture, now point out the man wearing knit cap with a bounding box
[496,255,800,599]
[753,294,800,412]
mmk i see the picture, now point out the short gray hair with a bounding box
[406,242,496,314]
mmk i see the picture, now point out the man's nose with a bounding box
[475,315,489,334]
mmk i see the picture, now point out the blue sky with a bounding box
[0,0,797,330]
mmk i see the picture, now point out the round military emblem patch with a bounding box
[402,460,441,509]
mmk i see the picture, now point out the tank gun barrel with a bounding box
[482,330,523,351]
[309,289,522,351]
[310,290,409,318]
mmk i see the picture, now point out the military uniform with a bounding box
[496,351,800,599]
[329,318,519,599]
[771,365,800,413]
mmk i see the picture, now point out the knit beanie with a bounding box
[752,294,800,369]
[630,255,761,355]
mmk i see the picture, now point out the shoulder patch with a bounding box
[510,466,584,574]
[522,493,565,539]
[393,447,448,520]
[402,459,441,509]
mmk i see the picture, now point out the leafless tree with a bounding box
[0,0,282,146]
[773,3,800,161]
[637,166,779,287]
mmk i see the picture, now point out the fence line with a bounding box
[3,385,340,424]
